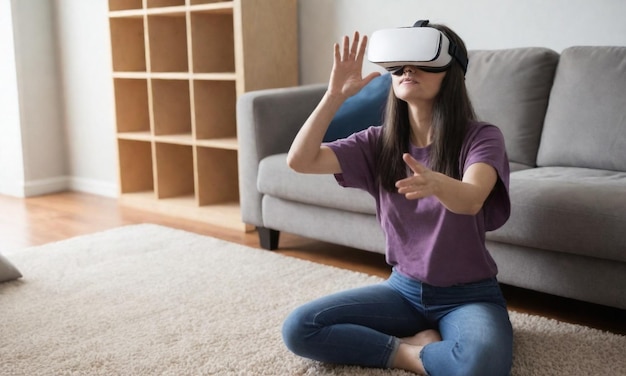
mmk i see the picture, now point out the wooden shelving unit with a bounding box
[108,0,298,231]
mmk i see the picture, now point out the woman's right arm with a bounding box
[286,31,380,174]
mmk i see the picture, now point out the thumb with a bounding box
[403,153,425,174]
[362,71,382,86]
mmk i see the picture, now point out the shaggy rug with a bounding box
[1,224,624,375]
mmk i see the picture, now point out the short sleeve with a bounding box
[324,126,381,195]
[462,123,511,231]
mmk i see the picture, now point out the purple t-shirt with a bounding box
[325,121,511,286]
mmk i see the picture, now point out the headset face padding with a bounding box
[368,25,467,74]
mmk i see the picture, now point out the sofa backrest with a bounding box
[466,48,559,169]
[537,46,626,172]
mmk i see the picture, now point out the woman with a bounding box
[283,22,513,376]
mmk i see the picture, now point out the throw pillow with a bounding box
[0,253,22,283]
[323,72,391,142]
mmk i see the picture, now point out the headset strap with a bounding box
[413,20,430,27]
[413,19,468,73]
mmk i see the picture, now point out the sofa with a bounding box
[237,46,626,310]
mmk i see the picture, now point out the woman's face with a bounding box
[391,65,446,105]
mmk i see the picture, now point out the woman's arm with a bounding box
[396,153,497,215]
[286,93,345,174]
[286,31,380,174]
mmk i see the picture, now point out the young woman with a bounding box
[282,23,513,376]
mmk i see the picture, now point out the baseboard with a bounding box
[17,176,118,198]
[22,176,69,197]
[68,177,118,198]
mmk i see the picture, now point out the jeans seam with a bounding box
[420,347,431,376]
[385,336,401,369]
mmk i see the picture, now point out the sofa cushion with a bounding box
[537,46,626,171]
[487,167,626,262]
[258,154,376,215]
[466,48,559,168]
[323,73,391,142]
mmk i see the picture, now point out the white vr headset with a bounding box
[368,20,468,75]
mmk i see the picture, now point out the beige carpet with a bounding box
[1,224,624,376]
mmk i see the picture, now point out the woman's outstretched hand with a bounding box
[287,31,380,175]
[396,153,440,200]
[328,31,381,100]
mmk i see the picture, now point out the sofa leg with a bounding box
[258,227,280,250]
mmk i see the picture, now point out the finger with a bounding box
[356,34,368,63]
[342,35,350,61]
[403,153,425,174]
[350,31,360,58]
[395,176,415,189]
[361,71,382,86]
[403,192,421,201]
[395,181,423,200]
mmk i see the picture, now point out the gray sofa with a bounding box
[237,46,626,310]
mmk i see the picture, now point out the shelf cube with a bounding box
[151,79,192,136]
[190,12,235,73]
[154,143,195,198]
[193,80,236,140]
[110,17,146,72]
[114,78,150,133]
[147,14,188,72]
[118,140,154,194]
[196,147,239,205]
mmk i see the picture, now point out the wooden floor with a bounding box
[2,191,624,335]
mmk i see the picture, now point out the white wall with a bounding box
[299,0,626,84]
[2,0,626,197]
[55,0,117,197]
[0,0,117,197]
[0,0,24,196]
[1,0,67,197]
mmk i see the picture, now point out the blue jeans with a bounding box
[282,270,513,376]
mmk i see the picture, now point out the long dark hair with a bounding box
[377,23,476,192]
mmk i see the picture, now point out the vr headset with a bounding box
[368,20,468,75]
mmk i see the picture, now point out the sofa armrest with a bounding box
[236,84,327,227]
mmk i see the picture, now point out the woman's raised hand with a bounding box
[328,31,381,100]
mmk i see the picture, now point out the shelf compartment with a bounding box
[193,80,236,140]
[109,0,142,11]
[196,147,239,205]
[154,143,195,199]
[147,14,188,72]
[190,12,234,73]
[151,79,191,136]
[117,139,154,194]
[113,78,150,133]
[109,17,146,72]
[147,0,185,8]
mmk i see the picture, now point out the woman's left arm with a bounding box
[395,153,497,215]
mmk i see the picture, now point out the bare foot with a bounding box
[401,329,442,346]
[392,330,442,375]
